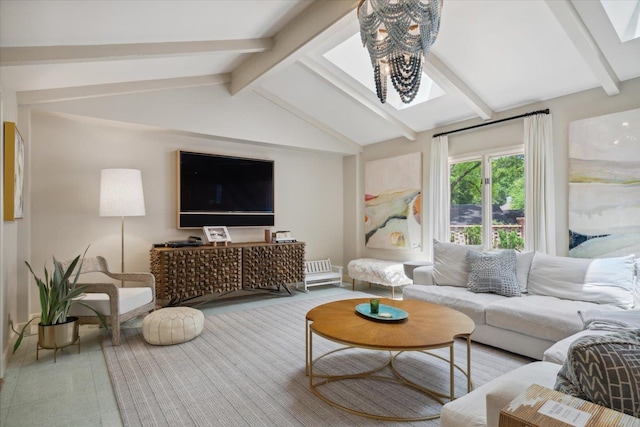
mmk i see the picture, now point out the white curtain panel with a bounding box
[430,135,450,246]
[524,113,556,254]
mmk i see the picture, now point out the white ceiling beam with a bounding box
[545,0,620,96]
[424,54,494,120]
[231,0,360,95]
[17,74,230,105]
[299,57,417,141]
[0,39,272,66]
[254,87,362,153]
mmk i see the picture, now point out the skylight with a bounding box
[323,33,445,111]
[601,0,640,42]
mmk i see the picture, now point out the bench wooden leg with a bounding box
[352,279,355,291]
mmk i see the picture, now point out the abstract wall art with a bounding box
[364,152,422,251]
[568,108,640,258]
[3,121,25,221]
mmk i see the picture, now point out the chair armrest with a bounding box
[75,282,120,319]
[331,265,343,275]
[413,265,435,285]
[77,282,119,298]
[104,271,155,291]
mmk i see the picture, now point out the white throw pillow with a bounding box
[432,240,482,287]
[515,251,534,292]
[528,252,636,309]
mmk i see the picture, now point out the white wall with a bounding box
[25,110,344,315]
[33,85,358,155]
[1,91,20,378]
[346,77,640,263]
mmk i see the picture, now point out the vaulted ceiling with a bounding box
[1,0,639,155]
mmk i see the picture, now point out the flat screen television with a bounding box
[177,150,274,228]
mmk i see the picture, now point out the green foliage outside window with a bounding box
[491,155,524,208]
[450,161,481,205]
[463,225,482,245]
[450,155,524,210]
[497,229,524,251]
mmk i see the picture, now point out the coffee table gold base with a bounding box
[306,321,473,422]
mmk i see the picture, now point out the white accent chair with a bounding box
[63,256,155,345]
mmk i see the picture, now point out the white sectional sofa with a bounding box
[440,328,640,427]
[403,241,640,426]
[403,241,639,360]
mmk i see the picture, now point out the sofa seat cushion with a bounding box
[485,295,623,342]
[69,287,153,316]
[402,285,505,324]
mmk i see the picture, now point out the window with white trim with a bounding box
[449,147,525,250]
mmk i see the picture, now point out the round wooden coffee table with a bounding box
[305,298,475,421]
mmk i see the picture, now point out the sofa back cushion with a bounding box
[514,251,534,292]
[528,252,636,309]
[432,240,482,287]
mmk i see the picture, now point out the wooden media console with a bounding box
[150,241,305,305]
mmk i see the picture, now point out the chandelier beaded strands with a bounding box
[358,0,443,104]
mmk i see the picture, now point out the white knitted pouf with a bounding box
[142,307,204,345]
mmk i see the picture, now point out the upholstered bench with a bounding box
[347,258,412,298]
[142,307,204,345]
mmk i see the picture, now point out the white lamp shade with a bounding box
[100,169,146,217]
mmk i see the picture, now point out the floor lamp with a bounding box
[99,169,146,275]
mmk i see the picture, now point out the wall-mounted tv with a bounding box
[177,150,274,228]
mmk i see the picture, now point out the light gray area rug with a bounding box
[102,292,532,426]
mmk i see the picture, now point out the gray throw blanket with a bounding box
[578,309,640,331]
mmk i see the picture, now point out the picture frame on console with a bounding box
[203,226,232,243]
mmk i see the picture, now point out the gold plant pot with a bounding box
[38,317,79,350]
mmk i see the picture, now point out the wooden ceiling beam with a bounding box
[1,39,272,66]
[424,54,494,121]
[545,0,620,96]
[17,74,230,105]
[230,0,359,95]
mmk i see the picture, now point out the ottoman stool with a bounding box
[142,307,204,345]
[347,258,412,299]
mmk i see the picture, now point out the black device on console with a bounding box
[154,236,203,248]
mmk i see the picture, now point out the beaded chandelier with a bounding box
[358,0,443,104]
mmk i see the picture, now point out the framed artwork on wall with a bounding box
[3,121,25,221]
[203,226,232,243]
[568,108,640,258]
[364,152,422,251]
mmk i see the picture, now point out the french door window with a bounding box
[450,149,525,250]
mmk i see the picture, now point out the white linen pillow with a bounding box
[432,240,482,287]
[515,251,534,292]
[528,252,635,309]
